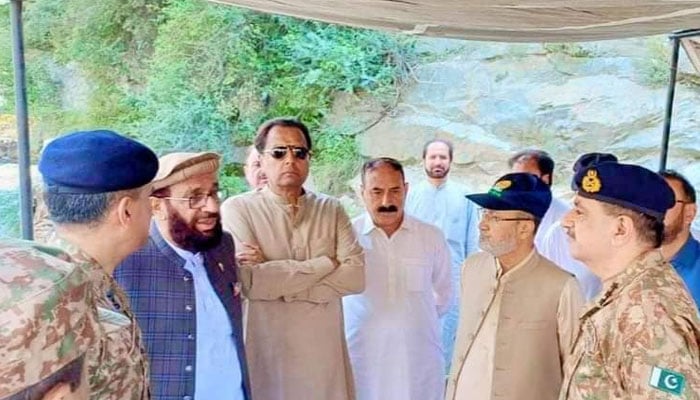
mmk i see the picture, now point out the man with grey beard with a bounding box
[115,152,251,400]
[446,172,583,400]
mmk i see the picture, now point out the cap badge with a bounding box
[582,169,602,193]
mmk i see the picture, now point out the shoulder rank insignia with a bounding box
[582,169,602,193]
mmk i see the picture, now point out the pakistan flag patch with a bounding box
[649,366,685,396]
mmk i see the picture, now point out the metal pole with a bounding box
[659,36,681,172]
[9,0,33,240]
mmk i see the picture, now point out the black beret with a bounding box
[39,130,158,194]
[573,162,675,221]
[467,173,552,219]
[573,152,618,173]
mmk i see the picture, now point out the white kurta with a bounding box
[405,179,479,366]
[344,214,451,400]
[536,198,601,300]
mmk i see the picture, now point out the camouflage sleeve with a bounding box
[620,314,700,399]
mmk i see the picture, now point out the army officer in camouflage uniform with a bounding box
[559,160,700,399]
[38,130,158,400]
[0,239,95,400]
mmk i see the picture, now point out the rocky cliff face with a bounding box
[351,37,700,203]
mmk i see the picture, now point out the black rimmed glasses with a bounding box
[153,192,220,209]
[263,146,311,160]
[478,208,535,223]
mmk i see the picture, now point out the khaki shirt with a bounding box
[560,251,700,399]
[51,236,150,400]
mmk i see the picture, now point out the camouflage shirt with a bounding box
[50,236,150,400]
[0,239,95,397]
[560,251,700,399]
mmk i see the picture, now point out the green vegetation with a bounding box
[543,43,594,58]
[636,36,671,87]
[0,0,415,200]
[0,190,19,238]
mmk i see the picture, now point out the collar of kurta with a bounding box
[360,212,415,236]
[494,248,537,280]
[261,185,311,206]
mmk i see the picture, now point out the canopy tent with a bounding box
[682,36,700,72]
[6,0,700,239]
[209,0,700,42]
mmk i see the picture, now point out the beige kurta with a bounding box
[221,187,365,400]
[446,250,584,400]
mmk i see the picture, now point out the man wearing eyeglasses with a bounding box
[221,118,365,400]
[660,170,700,308]
[115,152,251,400]
[446,173,583,400]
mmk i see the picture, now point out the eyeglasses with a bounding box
[479,209,534,224]
[153,192,220,209]
[263,146,311,160]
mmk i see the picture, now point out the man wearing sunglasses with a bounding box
[221,118,365,400]
[115,152,251,400]
[446,173,583,400]
[660,170,700,308]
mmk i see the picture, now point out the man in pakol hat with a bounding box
[0,239,95,400]
[446,173,584,400]
[38,129,157,400]
[116,152,251,400]
[559,161,700,399]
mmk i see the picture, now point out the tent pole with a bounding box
[659,36,680,172]
[9,0,33,240]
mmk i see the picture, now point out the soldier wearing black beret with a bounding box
[38,129,157,400]
[560,161,700,399]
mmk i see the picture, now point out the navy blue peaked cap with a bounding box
[573,162,675,221]
[571,152,619,190]
[39,130,158,194]
[466,173,552,219]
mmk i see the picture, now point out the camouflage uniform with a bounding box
[50,236,150,400]
[560,251,700,399]
[0,239,95,398]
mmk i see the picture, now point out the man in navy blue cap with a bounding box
[38,129,158,400]
[560,162,700,399]
[446,173,584,400]
[510,149,603,301]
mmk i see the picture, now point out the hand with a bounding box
[236,242,266,266]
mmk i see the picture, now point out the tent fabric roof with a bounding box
[209,0,700,42]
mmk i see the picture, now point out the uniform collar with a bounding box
[582,250,665,318]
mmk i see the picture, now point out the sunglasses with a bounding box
[264,146,311,160]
